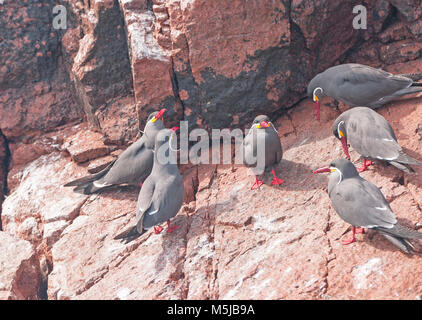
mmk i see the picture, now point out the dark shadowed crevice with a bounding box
[170,59,186,120]
[39,274,49,300]
[380,4,398,35]
[0,130,10,232]
[146,0,153,12]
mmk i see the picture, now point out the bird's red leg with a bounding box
[166,220,179,233]
[139,181,143,188]
[154,225,163,234]
[271,169,284,186]
[342,226,357,245]
[251,175,264,190]
[357,159,373,173]
[355,227,365,234]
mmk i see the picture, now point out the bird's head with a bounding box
[313,158,358,181]
[147,108,166,126]
[332,118,350,160]
[307,76,324,121]
[142,108,166,136]
[154,126,180,157]
[251,115,273,129]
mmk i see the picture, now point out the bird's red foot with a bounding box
[271,177,284,186]
[271,169,284,186]
[139,181,143,188]
[355,227,365,234]
[357,159,373,173]
[154,226,163,234]
[342,226,357,245]
[342,237,356,245]
[251,179,263,190]
[166,220,179,233]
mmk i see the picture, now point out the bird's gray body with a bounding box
[327,159,422,253]
[333,107,421,173]
[308,63,422,108]
[136,147,184,233]
[65,112,164,194]
[243,115,283,175]
[115,129,184,242]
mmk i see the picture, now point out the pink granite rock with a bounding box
[0,232,42,300]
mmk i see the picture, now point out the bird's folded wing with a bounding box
[348,64,411,87]
[330,178,397,228]
[101,138,149,185]
[136,179,155,231]
[64,160,116,187]
[346,115,400,160]
[335,65,411,104]
[140,184,174,230]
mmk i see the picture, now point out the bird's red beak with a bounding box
[340,136,351,160]
[155,108,166,120]
[313,167,331,174]
[171,126,179,132]
[260,121,269,128]
[314,101,320,121]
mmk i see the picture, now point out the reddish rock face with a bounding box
[1,152,89,274]
[63,129,110,163]
[0,232,42,300]
[0,1,82,140]
[0,133,8,230]
[1,0,422,300]
[118,0,182,129]
[5,88,414,300]
[2,75,422,300]
[60,0,137,143]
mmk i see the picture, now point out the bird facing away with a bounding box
[114,127,184,243]
[307,63,422,120]
[243,115,284,190]
[332,107,422,173]
[64,109,166,194]
[313,159,422,253]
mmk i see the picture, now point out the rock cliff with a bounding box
[0,0,421,299]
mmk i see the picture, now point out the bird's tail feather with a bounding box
[72,183,109,195]
[399,72,422,81]
[64,160,115,187]
[396,152,422,165]
[378,232,415,253]
[376,223,422,240]
[369,86,422,108]
[114,225,145,243]
[394,86,422,97]
[388,161,415,174]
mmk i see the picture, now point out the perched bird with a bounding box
[64,109,166,194]
[114,127,184,243]
[307,63,422,120]
[332,107,422,173]
[243,115,284,190]
[313,159,422,253]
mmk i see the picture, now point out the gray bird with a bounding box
[307,63,422,120]
[243,115,284,190]
[64,109,166,194]
[114,127,184,242]
[333,107,422,173]
[313,159,422,253]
